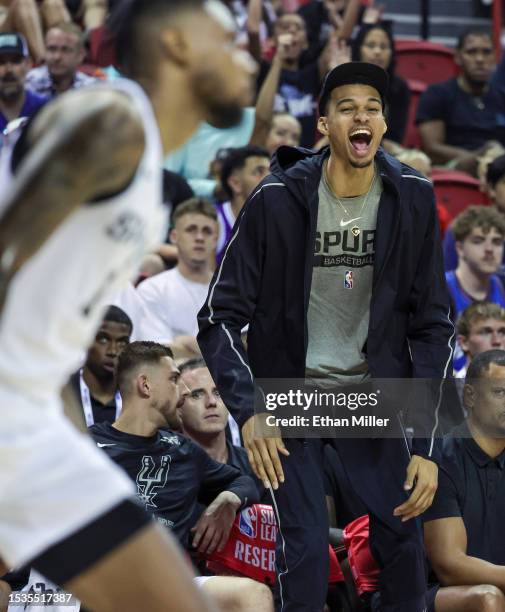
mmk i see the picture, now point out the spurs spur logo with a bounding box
[136,455,171,509]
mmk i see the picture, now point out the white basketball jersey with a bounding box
[0,79,167,404]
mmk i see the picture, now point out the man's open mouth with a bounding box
[349,128,373,155]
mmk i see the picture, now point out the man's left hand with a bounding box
[393,455,438,522]
[191,491,241,555]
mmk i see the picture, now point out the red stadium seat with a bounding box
[87,26,117,68]
[432,170,490,221]
[402,79,427,149]
[395,40,458,86]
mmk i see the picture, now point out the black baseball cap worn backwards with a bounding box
[319,61,389,115]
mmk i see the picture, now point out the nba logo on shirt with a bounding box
[239,506,258,538]
[344,271,353,289]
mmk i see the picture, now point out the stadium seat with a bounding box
[395,40,458,86]
[87,26,116,68]
[402,79,427,149]
[432,170,490,220]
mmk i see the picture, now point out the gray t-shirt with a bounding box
[305,164,383,385]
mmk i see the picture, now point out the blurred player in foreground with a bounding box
[0,0,255,610]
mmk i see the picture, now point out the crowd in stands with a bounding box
[3,0,505,610]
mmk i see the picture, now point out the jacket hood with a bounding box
[269,144,406,207]
[270,145,330,206]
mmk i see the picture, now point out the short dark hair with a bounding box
[117,341,174,396]
[179,358,207,374]
[486,154,505,187]
[220,146,270,199]
[109,0,203,77]
[103,305,133,334]
[466,349,505,382]
[457,27,493,50]
[171,197,217,227]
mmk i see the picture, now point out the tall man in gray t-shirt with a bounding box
[198,62,454,611]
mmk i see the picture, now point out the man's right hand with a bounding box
[242,414,290,490]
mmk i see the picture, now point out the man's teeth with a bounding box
[350,129,371,137]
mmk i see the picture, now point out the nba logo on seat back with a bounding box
[239,506,258,538]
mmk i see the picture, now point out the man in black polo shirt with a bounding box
[417,28,505,175]
[423,349,505,612]
[70,305,132,427]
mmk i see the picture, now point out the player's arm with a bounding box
[197,446,259,510]
[197,185,289,489]
[418,120,478,170]
[0,88,145,310]
[424,517,505,590]
[191,447,259,554]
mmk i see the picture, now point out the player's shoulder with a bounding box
[158,430,195,455]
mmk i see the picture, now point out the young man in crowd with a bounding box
[69,305,132,427]
[264,111,302,156]
[424,349,505,612]
[198,61,453,611]
[137,198,218,358]
[25,23,95,98]
[445,206,505,322]
[417,28,505,175]
[0,0,255,609]
[455,302,505,378]
[0,32,46,131]
[444,153,505,273]
[91,341,271,612]
[216,145,270,263]
[179,358,255,479]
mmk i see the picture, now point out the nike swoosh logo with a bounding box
[340,217,362,227]
[97,443,116,448]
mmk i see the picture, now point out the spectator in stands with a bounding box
[298,0,346,62]
[446,206,505,323]
[423,349,505,612]
[216,145,270,263]
[351,22,410,145]
[91,341,271,612]
[137,198,217,358]
[26,23,95,98]
[417,28,505,175]
[264,110,302,155]
[69,305,132,427]
[179,359,254,478]
[257,11,339,148]
[0,32,46,131]
[455,302,505,378]
[164,31,293,199]
[0,0,70,64]
[444,154,505,273]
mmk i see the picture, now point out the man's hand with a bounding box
[275,33,295,62]
[327,35,352,69]
[393,455,438,522]
[362,0,384,24]
[191,491,242,555]
[242,414,290,490]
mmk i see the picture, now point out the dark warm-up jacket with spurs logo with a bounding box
[197,145,455,464]
[91,423,259,548]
